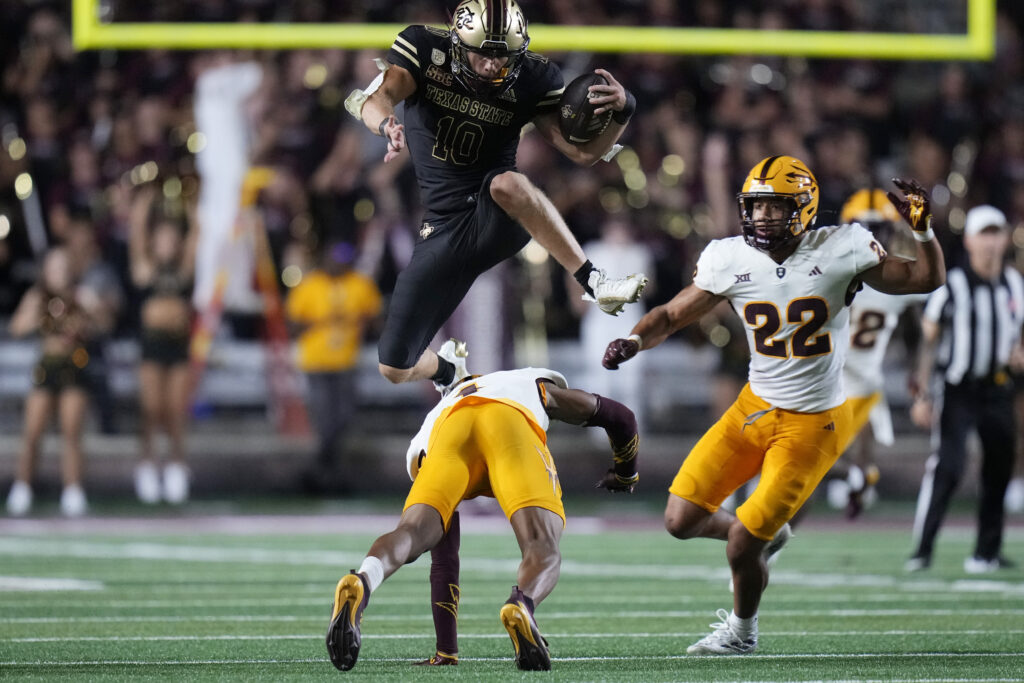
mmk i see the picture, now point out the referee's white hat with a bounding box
[964,205,1009,237]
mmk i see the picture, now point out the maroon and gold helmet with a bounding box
[737,155,819,252]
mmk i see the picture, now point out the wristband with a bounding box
[912,227,935,242]
[612,90,636,125]
[627,333,643,350]
[378,118,389,137]
[614,472,639,485]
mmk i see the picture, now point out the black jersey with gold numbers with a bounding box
[388,25,563,217]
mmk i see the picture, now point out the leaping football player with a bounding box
[603,156,945,654]
[345,0,647,395]
[325,354,640,672]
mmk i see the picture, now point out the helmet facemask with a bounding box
[450,40,527,96]
[738,194,807,253]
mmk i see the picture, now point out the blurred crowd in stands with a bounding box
[1,0,1023,355]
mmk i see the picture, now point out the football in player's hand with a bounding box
[558,73,613,144]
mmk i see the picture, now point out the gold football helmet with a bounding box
[841,189,901,223]
[450,0,529,95]
[737,155,819,252]
[841,188,901,247]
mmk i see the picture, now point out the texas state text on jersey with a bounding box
[693,224,885,412]
[388,25,564,216]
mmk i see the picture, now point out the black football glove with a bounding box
[596,468,637,494]
[887,178,932,233]
[603,337,639,370]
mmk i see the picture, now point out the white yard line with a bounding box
[6,628,1024,643]
[2,591,1016,609]
[4,608,1024,625]
[3,653,1023,668]
[1,537,1022,595]
[0,576,104,592]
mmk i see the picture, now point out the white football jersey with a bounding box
[693,224,885,412]
[405,368,569,480]
[844,286,928,397]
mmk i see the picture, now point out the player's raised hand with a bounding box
[603,337,639,370]
[381,114,405,163]
[595,468,637,494]
[887,178,932,232]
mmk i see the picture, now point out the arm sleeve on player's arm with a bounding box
[584,394,639,480]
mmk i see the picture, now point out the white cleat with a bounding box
[6,480,33,517]
[162,462,190,504]
[686,608,757,655]
[1005,477,1024,513]
[763,523,792,567]
[134,462,161,504]
[60,484,88,518]
[584,269,649,316]
[434,339,470,395]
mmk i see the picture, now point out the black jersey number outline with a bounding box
[433,116,484,166]
[850,309,886,349]
[744,296,832,359]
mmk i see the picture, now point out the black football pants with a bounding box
[914,381,1015,560]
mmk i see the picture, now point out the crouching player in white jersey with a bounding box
[326,362,639,672]
[603,156,945,655]
[830,189,929,518]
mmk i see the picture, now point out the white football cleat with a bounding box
[686,608,757,655]
[6,480,32,517]
[134,462,161,504]
[60,484,88,518]
[1005,477,1024,513]
[763,523,792,567]
[162,462,190,504]
[584,269,648,316]
[904,555,931,572]
[434,339,469,395]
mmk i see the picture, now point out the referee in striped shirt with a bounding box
[906,205,1024,573]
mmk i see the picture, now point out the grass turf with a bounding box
[1,506,1022,682]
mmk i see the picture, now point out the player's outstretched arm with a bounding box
[532,68,634,166]
[542,383,639,493]
[860,178,946,295]
[360,66,416,163]
[603,284,723,369]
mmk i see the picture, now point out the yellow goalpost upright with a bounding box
[72,0,995,60]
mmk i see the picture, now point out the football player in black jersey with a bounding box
[346,0,647,392]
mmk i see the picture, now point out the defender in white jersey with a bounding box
[603,156,945,655]
[830,189,928,517]
[327,365,640,672]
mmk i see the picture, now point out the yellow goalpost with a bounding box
[72,0,995,60]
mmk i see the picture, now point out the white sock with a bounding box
[729,612,758,638]
[358,556,384,593]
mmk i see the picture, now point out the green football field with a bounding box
[1,503,1022,682]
